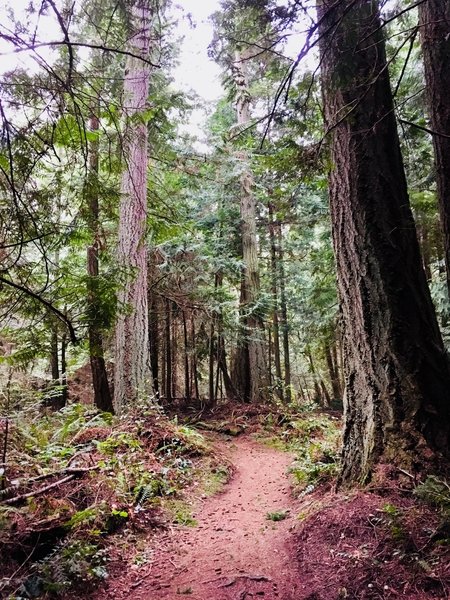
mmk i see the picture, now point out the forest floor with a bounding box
[1,400,449,600]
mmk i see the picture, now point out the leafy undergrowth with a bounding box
[0,401,225,599]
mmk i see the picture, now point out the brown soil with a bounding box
[94,435,300,600]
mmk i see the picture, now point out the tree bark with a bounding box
[86,110,114,413]
[325,339,341,402]
[318,0,450,484]
[269,202,283,400]
[231,49,268,403]
[419,1,450,296]
[277,224,291,402]
[165,297,172,403]
[183,311,191,402]
[114,0,153,413]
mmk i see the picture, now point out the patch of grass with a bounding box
[164,499,197,527]
[201,464,230,496]
[266,510,289,521]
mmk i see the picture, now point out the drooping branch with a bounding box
[0,276,77,344]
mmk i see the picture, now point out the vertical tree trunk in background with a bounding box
[114,0,153,413]
[231,50,267,403]
[50,327,59,384]
[148,291,160,397]
[191,317,200,400]
[171,302,178,400]
[277,224,291,402]
[209,318,216,405]
[325,340,341,402]
[165,298,172,403]
[86,110,114,413]
[60,332,68,407]
[419,1,450,295]
[269,202,283,400]
[318,0,450,484]
[182,311,191,402]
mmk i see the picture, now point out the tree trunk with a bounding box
[171,302,178,400]
[277,224,291,402]
[86,110,114,413]
[269,202,283,400]
[148,290,159,397]
[325,339,341,402]
[231,49,267,403]
[114,0,153,413]
[165,298,172,403]
[419,1,450,296]
[183,311,191,402]
[209,318,216,406]
[191,316,200,400]
[318,0,450,484]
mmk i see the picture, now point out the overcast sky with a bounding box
[0,0,224,100]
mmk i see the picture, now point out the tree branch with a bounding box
[0,276,78,344]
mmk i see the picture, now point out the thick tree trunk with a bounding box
[86,111,114,413]
[419,1,450,295]
[114,0,153,413]
[231,50,268,403]
[318,0,450,484]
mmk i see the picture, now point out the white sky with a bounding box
[0,0,224,99]
[172,0,223,103]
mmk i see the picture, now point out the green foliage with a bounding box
[285,414,341,493]
[381,504,407,542]
[36,540,109,593]
[165,499,197,527]
[415,476,450,515]
[266,509,289,521]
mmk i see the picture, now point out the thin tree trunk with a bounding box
[165,298,172,403]
[191,317,200,400]
[86,109,114,413]
[277,224,291,402]
[60,332,68,408]
[419,1,450,296]
[209,318,215,406]
[269,202,283,400]
[183,311,190,402]
[114,0,153,413]
[171,302,178,400]
[148,291,159,397]
[325,340,341,402]
[318,0,450,484]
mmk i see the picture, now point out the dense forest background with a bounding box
[1,0,450,597]
[1,0,450,517]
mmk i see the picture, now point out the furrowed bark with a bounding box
[318,0,450,484]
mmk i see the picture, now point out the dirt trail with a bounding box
[99,435,300,600]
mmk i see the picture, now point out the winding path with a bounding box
[99,435,300,599]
